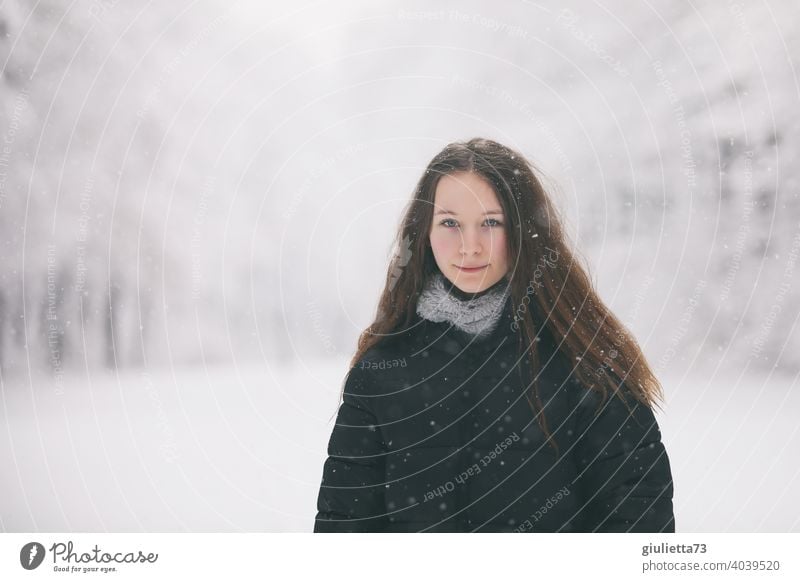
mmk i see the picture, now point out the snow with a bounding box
[1,0,798,532]
[0,359,347,531]
[1,362,798,532]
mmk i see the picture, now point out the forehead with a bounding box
[433,172,501,211]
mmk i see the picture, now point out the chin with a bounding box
[452,284,477,293]
[446,271,499,293]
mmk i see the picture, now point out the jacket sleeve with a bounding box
[314,365,388,532]
[571,380,675,532]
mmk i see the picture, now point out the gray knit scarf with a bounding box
[415,271,511,339]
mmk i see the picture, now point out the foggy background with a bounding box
[1,0,798,532]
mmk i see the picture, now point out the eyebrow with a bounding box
[434,209,504,215]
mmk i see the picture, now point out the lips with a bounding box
[456,265,488,271]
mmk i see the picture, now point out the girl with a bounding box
[313,138,675,532]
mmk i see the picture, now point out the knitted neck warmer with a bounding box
[416,271,511,339]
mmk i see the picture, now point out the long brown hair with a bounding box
[346,137,664,456]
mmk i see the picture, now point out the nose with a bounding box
[459,227,483,255]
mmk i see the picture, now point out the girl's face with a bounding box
[429,171,510,293]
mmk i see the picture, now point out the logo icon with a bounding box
[388,234,413,292]
[20,542,46,570]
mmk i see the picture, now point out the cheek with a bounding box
[429,230,456,257]
[488,231,507,254]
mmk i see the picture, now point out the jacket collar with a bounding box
[415,271,512,340]
[412,292,520,355]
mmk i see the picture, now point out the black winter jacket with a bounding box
[314,295,675,532]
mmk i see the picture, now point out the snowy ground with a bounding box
[2,360,798,532]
